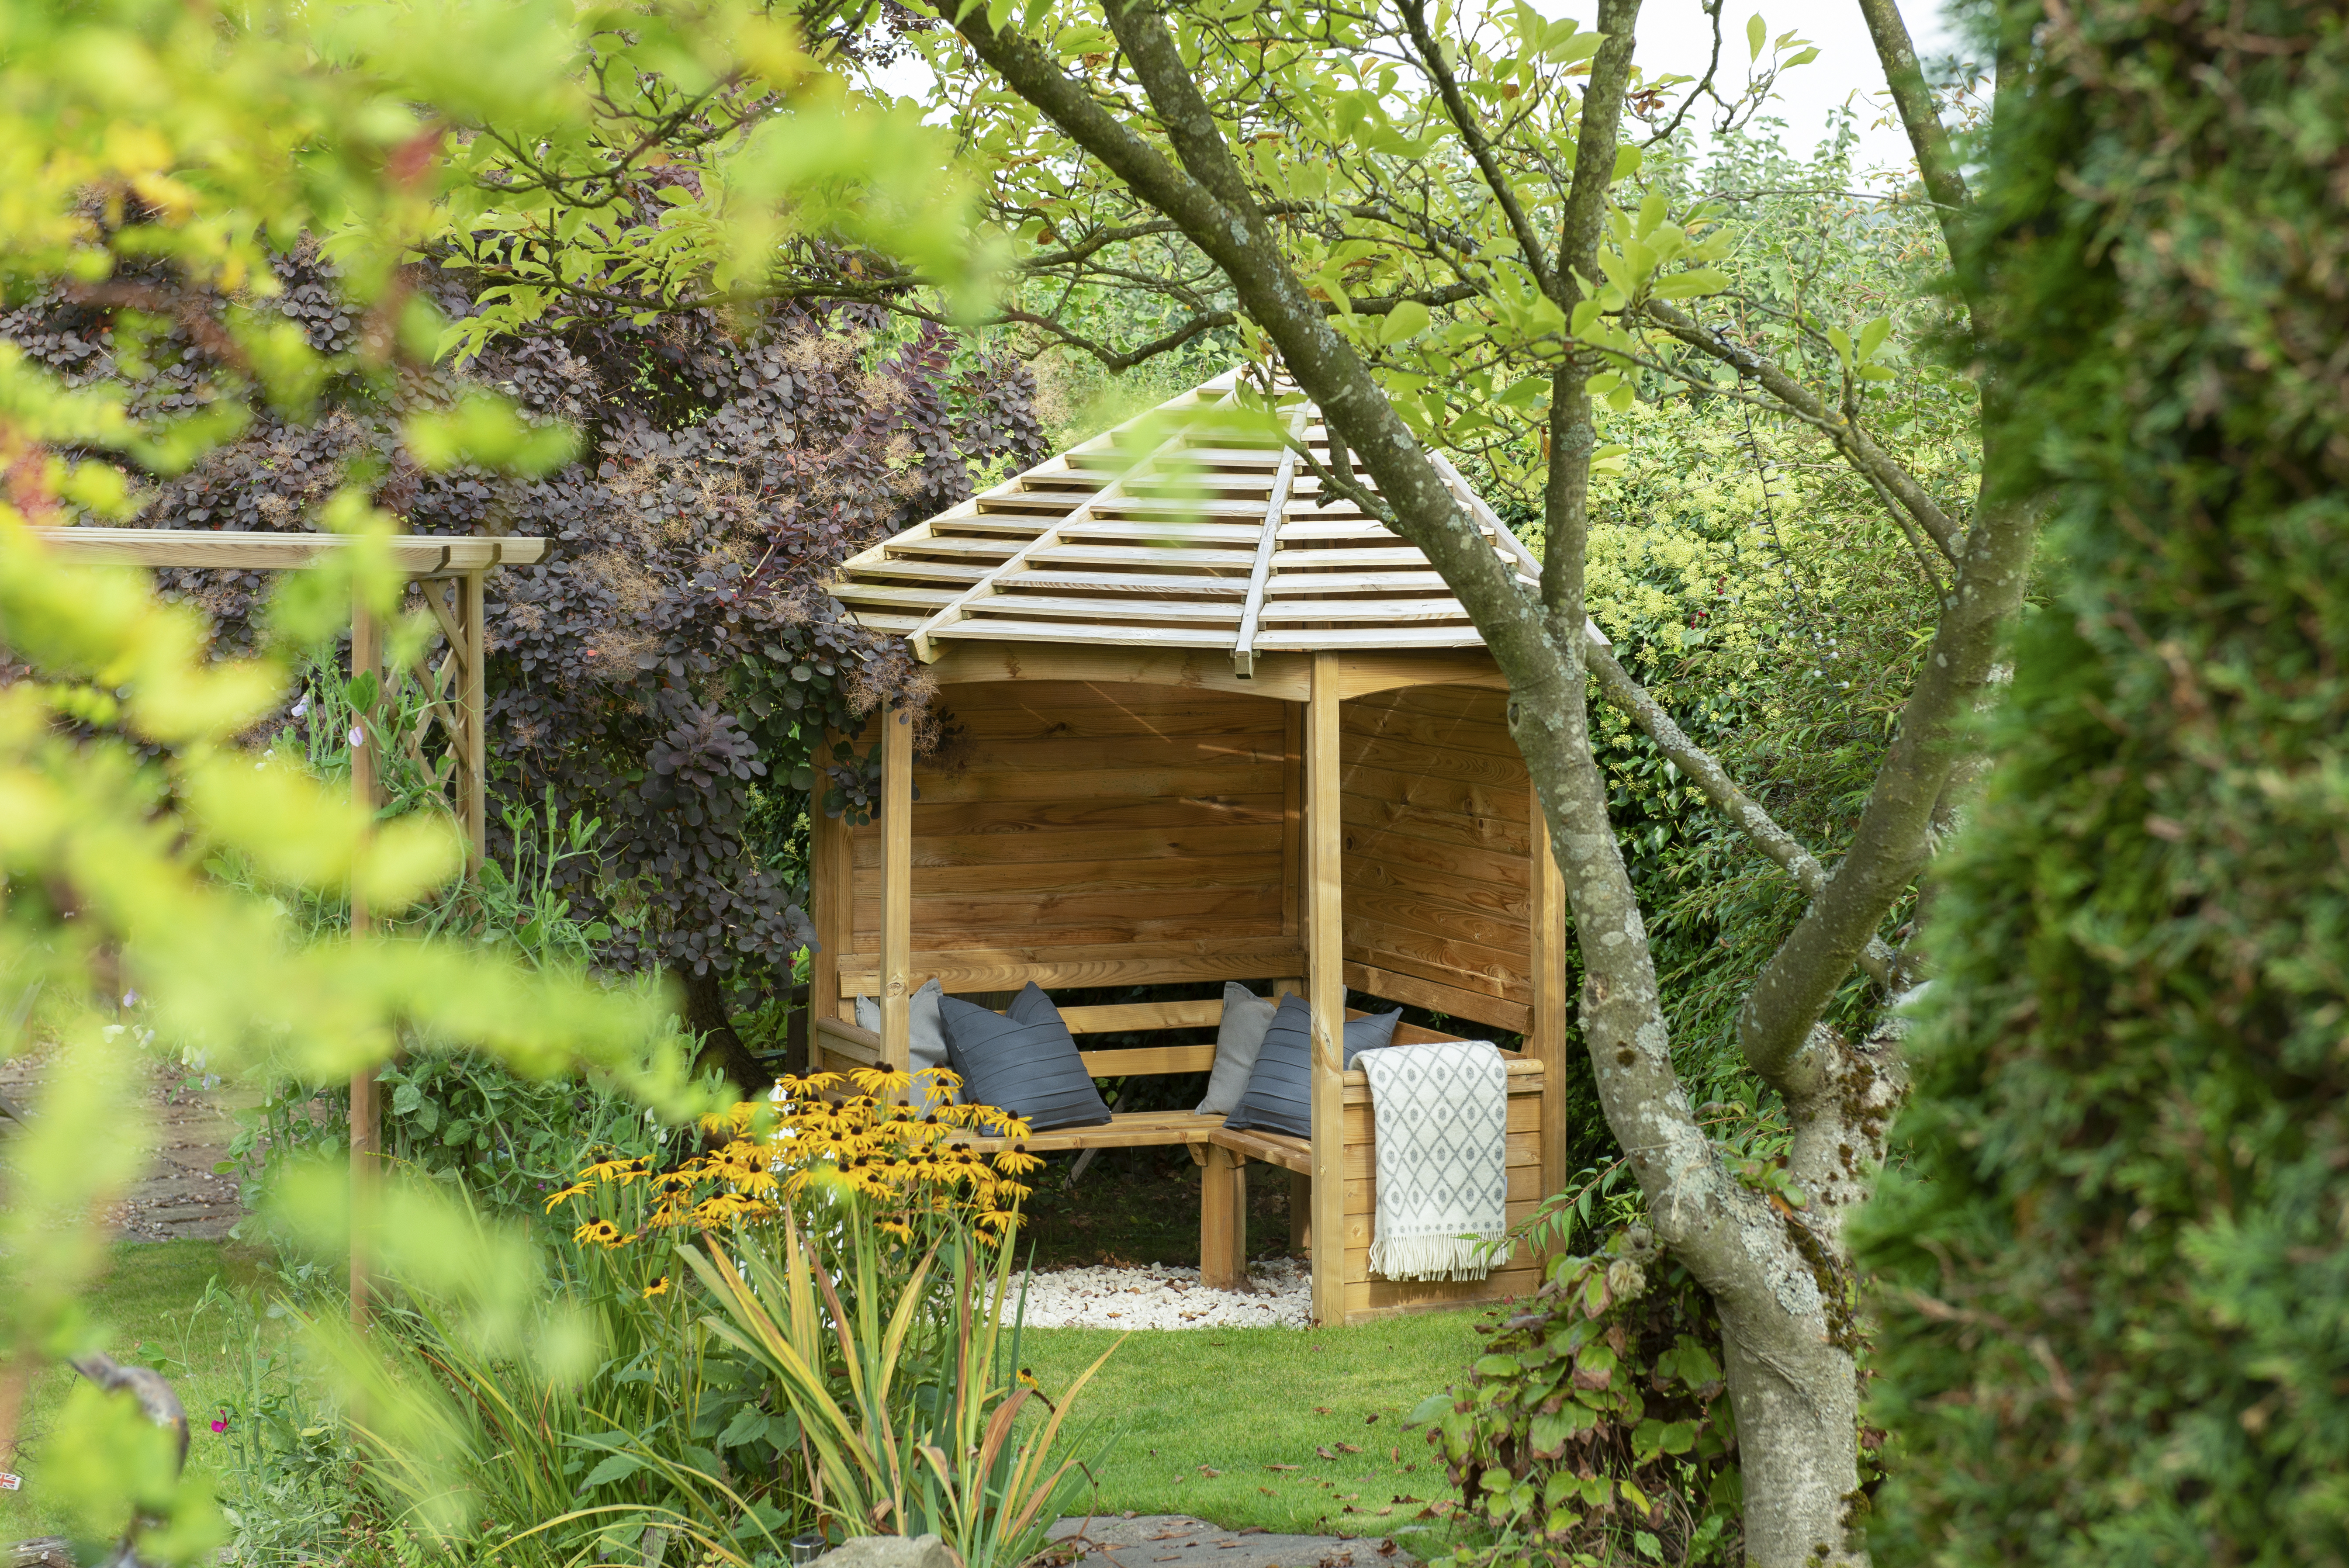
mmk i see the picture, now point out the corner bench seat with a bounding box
[808,992,1540,1296]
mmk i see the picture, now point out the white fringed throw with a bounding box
[1360,1040,1508,1282]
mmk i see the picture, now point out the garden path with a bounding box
[0,1047,248,1243]
[1048,1515,1420,1568]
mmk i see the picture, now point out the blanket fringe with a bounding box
[1368,1233,1495,1283]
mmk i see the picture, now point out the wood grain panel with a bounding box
[1330,885,1533,959]
[947,732,1287,774]
[1336,831,1530,895]
[1340,852,1534,931]
[1342,914,1530,998]
[1332,760,1529,823]
[1344,961,1532,1033]
[853,889,1284,944]
[1340,701,1525,759]
[944,700,1283,743]
[865,796,1287,838]
[1340,1270,1542,1319]
[910,762,1286,804]
[852,822,1281,869]
[851,853,1277,899]
[837,943,1306,997]
[1055,1000,1221,1034]
[1338,791,1535,858]
[1368,684,1515,729]
[1338,731,1530,788]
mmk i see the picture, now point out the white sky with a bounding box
[1522,0,1971,180]
[872,1,1978,181]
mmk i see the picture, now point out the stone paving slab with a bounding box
[1047,1515,1418,1568]
[0,1048,250,1243]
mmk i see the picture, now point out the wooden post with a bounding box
[349,602,382,1332]
[1305,654,1345,1326]
[1530,781,1570,1200]
[1280,706,1304,940]
[458,570,488,868]
[879,706,914,1076]
[1200,1146,1249,1289]
[1289,1169,1312,1256]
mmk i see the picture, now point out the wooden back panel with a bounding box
[841,680,1296,965]
[1337,684,1535,1031]
[811,994,1476,1078]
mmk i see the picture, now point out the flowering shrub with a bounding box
[548,1066,1043,1261]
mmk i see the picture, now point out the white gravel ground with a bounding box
[1012,1258,1311,1329]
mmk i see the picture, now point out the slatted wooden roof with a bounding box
[827,371,1543,678]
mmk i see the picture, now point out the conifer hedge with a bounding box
[1858,3,2349,1561]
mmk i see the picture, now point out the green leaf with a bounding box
[1473,1353,1522,1378]
[579,1452,643,1490]
[391,1081,423,1117]
[1747,12,1766,59]
[1377,300,1432,344]
[1496,376,1549,409]
[1648,268,1730,300]
[1406,1392,1453,1427]
[1827,325,1854,369]
[1858,314,1892,360]
[1783,45,1819,66]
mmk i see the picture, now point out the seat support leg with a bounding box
[1200,1145,1249,1290]
[1289,1170,1311,1256]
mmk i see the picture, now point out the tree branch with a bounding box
[1733,481,2034,1094]
[1587,639,1898,986]
[1397,0,1557,299]
[1540,0,1643,623]
[1855,0,1972,275]
[1643,299,1964,563]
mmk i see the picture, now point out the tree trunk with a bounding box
[677,966,769,1093]
[1719,1295,1865,1566]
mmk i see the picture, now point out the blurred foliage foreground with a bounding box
[0,0,1110,1564]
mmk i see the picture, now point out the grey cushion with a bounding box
[1196,983,1280,1115]
[1223,997,1413,1138]
[939,983,1112,1134]
[1342,1006,1405,1067]
[853,979,953,1111]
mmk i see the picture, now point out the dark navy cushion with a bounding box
[939,983,1112,1135]
[1223,997,1412,1137]
[1223,993,1313,1138]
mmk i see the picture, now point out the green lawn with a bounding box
[0,1239,277,1543]
[1017,1315,1481,1540]
[6,1242,1490,1553]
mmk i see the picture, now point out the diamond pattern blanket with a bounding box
[1360,1040,1508,1281]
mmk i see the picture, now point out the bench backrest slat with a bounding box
[1078,1043,1219,1076]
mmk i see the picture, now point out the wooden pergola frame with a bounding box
[33,527,547,1323]
[816,372,1587,1324]
[808,644,1571,1325]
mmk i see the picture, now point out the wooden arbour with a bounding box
[816,375,1577,1327]
[32,526,547,1324]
